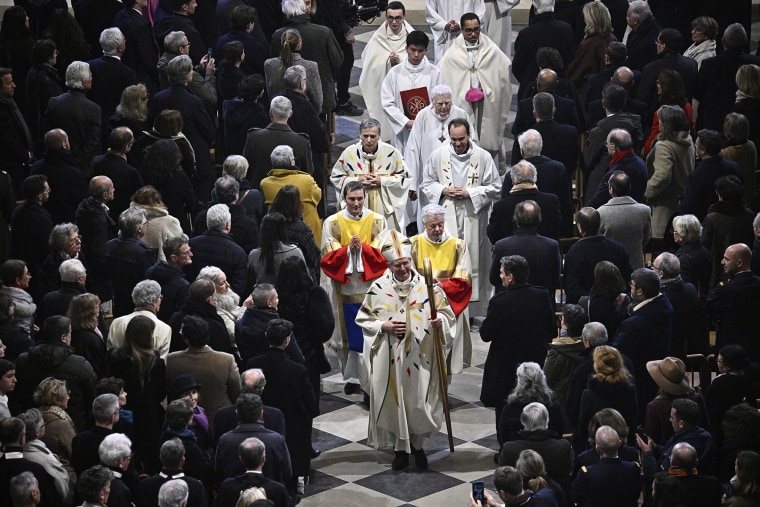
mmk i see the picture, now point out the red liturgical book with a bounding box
[400,87,430,120]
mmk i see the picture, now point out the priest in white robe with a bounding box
[438,12,512,172]
[380,30,443,153]
[404,84,477,230]
[358,2,413,142]
[425,0,486,64]
[483,0,520,57]
[331,118,412,232]
[420,118,501,316]
[411,204,472,374]
[320,181,388,394]
[356,229,455,471]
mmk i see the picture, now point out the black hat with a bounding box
[170,374,201,400]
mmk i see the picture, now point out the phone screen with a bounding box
[472,482,485,503]
[207,48,213,60]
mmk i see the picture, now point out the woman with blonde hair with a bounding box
[34,377,76,481]
[732,64,760,152]
[264,28,323,112]
[108,83,149,134]
[68,293,107,379]
[576,345,637,451]
[130,186,183,261]
[568,1,616,93]
[235,486,267,507]
[515,449,565,506]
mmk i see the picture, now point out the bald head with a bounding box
[44,129,69,151]
[537,68,558,92]
[723,243,752,276]
[595,425,621,457]
[670,442,698,469]
[89,176,114,202]
[612,66,635,92]
[241,368,266,395]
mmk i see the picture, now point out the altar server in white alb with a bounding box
[425,0,486,63]
[404,84,477,230]
[420,118,501,315]
[380,30,443,152]
[358,1,414,142]
[483,0,520,57]
[331,118,411,232]
[438,12,512,171]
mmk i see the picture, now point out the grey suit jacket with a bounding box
[598,196,652,269]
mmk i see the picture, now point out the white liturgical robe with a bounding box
[425,0,486,64]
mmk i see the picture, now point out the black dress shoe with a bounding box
[344,382,360,395]
[310,448,322,459]
[412,448,428,470]
[392,451,409,471]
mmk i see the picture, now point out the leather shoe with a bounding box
[310,448,321,459]
[344,382,360,395]
[391,451,409,471]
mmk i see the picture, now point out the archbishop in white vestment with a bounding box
[438,13,512,168]
[425,0,486,63]
[404,84,477,230]
[420,118,501,312]
[380,30,443,152]
[331,118,411,232]
[357,230,455,464]
[358,8,413,142]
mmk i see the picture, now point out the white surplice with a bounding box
[425,0,486,64]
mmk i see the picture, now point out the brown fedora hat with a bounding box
[646,357,690,396]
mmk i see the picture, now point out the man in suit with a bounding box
[625,0,661,71]
[637,28,698,106]
[613,268,674,418]
[71,394,119,476]
[214,394,293,499]
[277,65,329,217]
[105,207,157,317]
[563,207,632,304]
[90,127,144,222]
[512,0,573,100]
[136,438,206,507]
[156,31,217,116]
[154,0,206,64]
[585,66,648,130]
[571,425,642,507]
[212,368,286,442]
[87,28,138,132]
[184,204,247,298]
[242,96,313,189]
[214,5,267,77]
[10,175,53,292]
[490,200,561,296]
[487,159,562,243]
[113,0,160,93]
[29,129,88,225]
[586,128,648,208]
[216,437,290,507]
[505,129,572,237]
[145,236,192,322]
[511,69,580,138]
[72,0,123,59]
[191,176,258,254]
[0,418,60,507]
[583,84,644,200]
[166,315,241,427]
[36,259,88,326]
[652,253,702,361]
[480,255,556,427]
[584,41,627,110]
[151,54,215,199]
[247,320,316,489]
[75,176,117,302]
[515,92,580,181]
[705,243,760,362]
[45,61,101,177]
[696,23,760,131]
[0,68,33,197]
[598,171,651,269]
[664,442,722,507]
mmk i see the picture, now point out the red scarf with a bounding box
[610,148,634,166]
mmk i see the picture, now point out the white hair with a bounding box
[206,204,231,232]
[99,27,125,55]
[65,61,90,89]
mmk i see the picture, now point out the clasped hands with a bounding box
[359,174,381,188]
[442,186,469,200]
